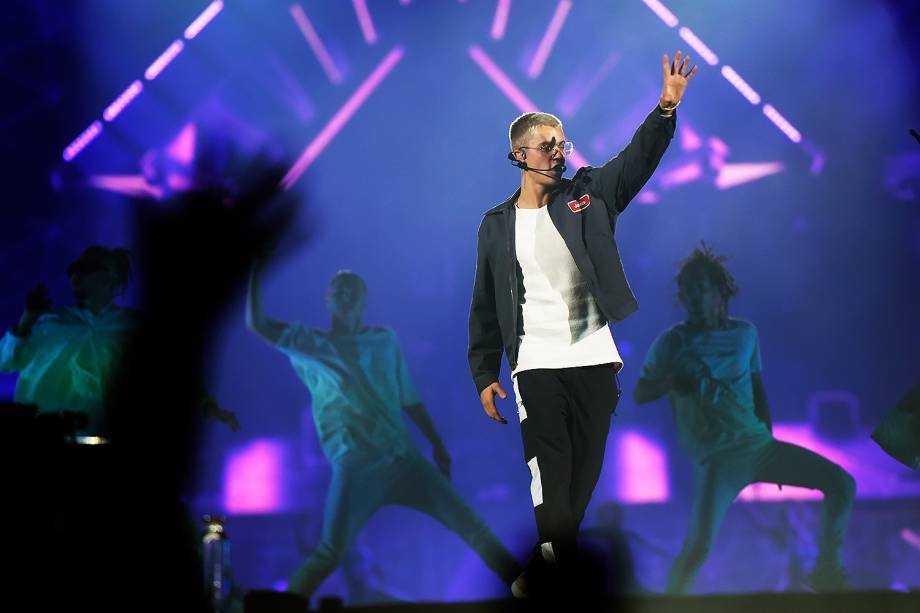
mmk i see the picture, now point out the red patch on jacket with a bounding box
[567,194,591,213]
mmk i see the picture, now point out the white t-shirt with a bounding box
[513,205,622,376]
[640,318,772,462]
[275,324,421,466]
[0,304,136,435]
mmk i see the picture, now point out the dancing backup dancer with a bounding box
[247,263,520,602]
[0,246,135,436]
[634,244,855,593]
[0,246,239,436]
[468,51,696,597]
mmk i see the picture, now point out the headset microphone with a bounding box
[507,152,566,177]
[507,152,527,170]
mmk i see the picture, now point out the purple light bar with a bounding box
[659,161,703,189]
[527,0,572,79]
[720,65,761,104]
[491,0,512,41]
[679,124,703,152]
[763,103,802,143]
[556,52,620,118]
[62,121,103,162]
[708,136,730,157]
[351,0,378,45]
[145,40,184,81]
[678,27,718,66]
[469,45,538,111]
[166,122,197,165]
[469,45,589,170]
[103,80,144,122]
[290,4,343,84]
[184,0,223,41]
[641,0,678,28]
[223,439,285,514]
[282,47,404,189]
[903,529,920,552]
[715,161,784,190]
[800,140,825,175]
[616,430,669,503]
[88,174,164,199]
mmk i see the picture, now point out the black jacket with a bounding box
[468,108,676,395]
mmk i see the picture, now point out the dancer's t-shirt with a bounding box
[275,324,421,465]
[0,304,135,435]
[640,318,772,462]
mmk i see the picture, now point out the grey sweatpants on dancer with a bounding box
[288,450,519,598]
[667,438,856,593]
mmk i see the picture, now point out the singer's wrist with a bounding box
[658,97,680,113]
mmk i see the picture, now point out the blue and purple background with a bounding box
[2,0,919,601]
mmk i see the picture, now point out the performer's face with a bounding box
[680,274,723,320]
[325,277,367,319]
[70,268,118,308]
[515,124,567,185]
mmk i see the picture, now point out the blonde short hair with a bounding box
[509,112,563,150]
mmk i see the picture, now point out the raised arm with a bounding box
[246,259,287,345]
[0,284,52,372]
[590,51,697,216]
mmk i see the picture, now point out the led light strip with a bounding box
[61,1,224,162]
[640,1,816,159]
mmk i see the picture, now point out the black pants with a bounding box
[513,363,621,566]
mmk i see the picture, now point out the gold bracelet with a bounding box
[659,99,681,113]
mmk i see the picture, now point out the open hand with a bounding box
[660,50,698,108]
[14,284,52,336]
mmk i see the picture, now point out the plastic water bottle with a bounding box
[202,514,232,612]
